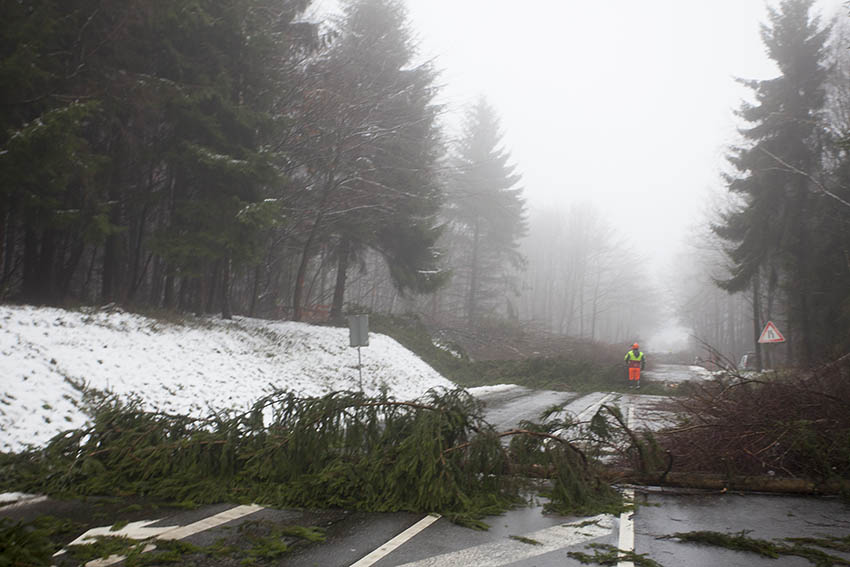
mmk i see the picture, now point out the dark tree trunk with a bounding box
[330,236,351,321]
[249,265,261,317]
[150,256,164,307]
[752,272,763,371]
[163,265,175,309]
[466,223,480,325]
[126,204,150,304]
[2,210,16,286]
[293,213,324,322]
[59,239,86,299]
[221,257,232,319]
[177,276,190,311]
[22,228,42,302]
[0,205,6,281]
[82,246,98,303]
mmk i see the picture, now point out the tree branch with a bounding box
[759,147,850,210]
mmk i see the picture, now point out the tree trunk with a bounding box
[59,239,86,300]
[752,272,763,371]
[163,265,175,309]
[221,256,232,319]
[150,256,163,307]
[0,205,6,283]
[600,469,849,496]
[37,229,57,302]
[126,203,150,304]
[330,236,351,321]
[466,223,480,325]
[205,263,219,314]
[82,246,98,303]
[293,213,324,322]
[249,265,261,317]
[2,208,16,287]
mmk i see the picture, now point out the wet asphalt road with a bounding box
[3,365,848,566]
[642,363,713,384]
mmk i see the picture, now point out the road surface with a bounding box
[4,365,846,566]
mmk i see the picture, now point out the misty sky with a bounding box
[307,0,846,270]
[400,0,846,272]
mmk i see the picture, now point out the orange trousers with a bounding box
[628,367,641,381]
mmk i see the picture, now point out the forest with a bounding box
[2,0,849,366]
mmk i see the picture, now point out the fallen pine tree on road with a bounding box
[0,387,621,529]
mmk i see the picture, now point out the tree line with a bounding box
[0,0,527,326]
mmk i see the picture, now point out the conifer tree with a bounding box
[713,0,829,364]
[0,0,313,314]
[288,0,445,321]
[444,97,527,325]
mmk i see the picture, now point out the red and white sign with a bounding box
[758,321,786,343]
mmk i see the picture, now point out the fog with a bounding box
[399,0,845,349]
[404,1,844,268]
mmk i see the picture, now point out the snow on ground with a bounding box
[0,304,455,453]
[466,384,518,396]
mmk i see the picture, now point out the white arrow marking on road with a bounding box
[56,504,265,565]
[62,519,179,548]
[391,514,615,567]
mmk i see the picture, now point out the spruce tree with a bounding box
[445,97,527,325]
[714,0,829,364]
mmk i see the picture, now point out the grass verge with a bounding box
[369,314,669,394]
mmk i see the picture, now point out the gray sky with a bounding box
[401,0,846,271]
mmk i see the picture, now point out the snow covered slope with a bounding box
[0,305,454,453]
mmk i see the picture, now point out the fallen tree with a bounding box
[0,387,620,528]
[619,353,850,492]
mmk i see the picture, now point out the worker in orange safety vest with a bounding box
[624,343,646,389]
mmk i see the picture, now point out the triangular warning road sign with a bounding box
[758,321,785,343]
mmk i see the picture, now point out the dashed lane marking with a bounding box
[349,513,442,567]
[575,392,617,422]
[617,489,636,567]
[617,402,636,567]
[390,514,615,567]
[158,503,264,540]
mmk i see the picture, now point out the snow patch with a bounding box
[466,384,518,396]
[0,305,454,453]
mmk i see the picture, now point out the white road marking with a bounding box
[158,503,264,540]
[63,519,179,548]
[349,513,442,567]
[56,503,264,565]
[0,492,47,508]
[392,514,615,567]
[83,544,156,567]
[617,402,636,567]
[617,490,635,567]
[575,392,617,422]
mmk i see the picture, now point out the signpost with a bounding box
[758,321,785,344]
[757,321,785,369]
[348,314,369,390]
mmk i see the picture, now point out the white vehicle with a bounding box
[739,352,758,370]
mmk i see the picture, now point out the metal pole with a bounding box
[358,346,363,391]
